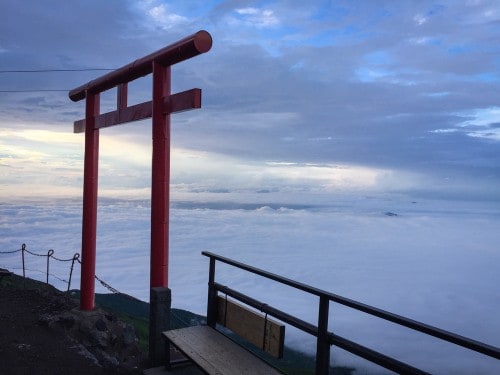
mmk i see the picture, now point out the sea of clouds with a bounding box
[1,193,499,374]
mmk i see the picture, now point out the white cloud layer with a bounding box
[1,196,499,373]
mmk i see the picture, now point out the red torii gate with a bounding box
[69,31,212,311]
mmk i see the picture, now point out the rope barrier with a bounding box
[53,253,80,262]
[0,248,22,254]
[2,243,198,329]
[24,248,50,257]
[0,243,124,299]
[0,266,70,284]
[171,309,194,327]
[95,274,121,295]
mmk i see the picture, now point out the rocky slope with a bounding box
[0,273,147,374]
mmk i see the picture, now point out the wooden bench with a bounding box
[163,296,285,374]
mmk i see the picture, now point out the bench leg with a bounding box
[164,338,193,370]
[165,339,172,370]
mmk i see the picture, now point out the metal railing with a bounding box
[202,251,500,374]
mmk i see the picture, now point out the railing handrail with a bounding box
[202,251,500,373]
[212,282,428,374]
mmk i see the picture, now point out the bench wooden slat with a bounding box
[217,296,285,358]
[164,326,282,375]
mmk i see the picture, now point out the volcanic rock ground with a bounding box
[0,273,147,374]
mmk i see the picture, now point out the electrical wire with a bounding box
[0,89,69,93]
[0,68,114,73]
[0,68,115,93]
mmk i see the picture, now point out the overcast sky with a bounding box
[1,0,499,202]
[2,3,500,371]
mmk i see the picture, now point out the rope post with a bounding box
[21,243,26,288]
[46,249,54,284]
[21,243,26,278]
[67,253,80,292]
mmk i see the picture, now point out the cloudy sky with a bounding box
[2,2,500,372]
[1,0,499,202]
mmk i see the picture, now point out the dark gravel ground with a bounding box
[0,273,146,375]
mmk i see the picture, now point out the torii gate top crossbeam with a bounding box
[69,30,212,102]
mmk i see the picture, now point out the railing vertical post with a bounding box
[316,295,331,375]
[80,91,100,311]
[207,256,217,327]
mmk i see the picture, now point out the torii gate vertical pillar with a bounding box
[150,62,171,289]
[148,63,172,366]
[81,92,100,311]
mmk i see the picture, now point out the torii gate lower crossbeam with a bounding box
[69,31,212,312]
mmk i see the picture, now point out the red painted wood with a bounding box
[80,92,100,311]
[117,83,128,110]
[150,62,171,288]
[69,31,212,102]
[71,32,212,311]
[73,89,201,133]
[165,88,201,114]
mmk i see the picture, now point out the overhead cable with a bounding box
[0,68,114,73]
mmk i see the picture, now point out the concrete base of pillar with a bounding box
[149,287,171,367]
